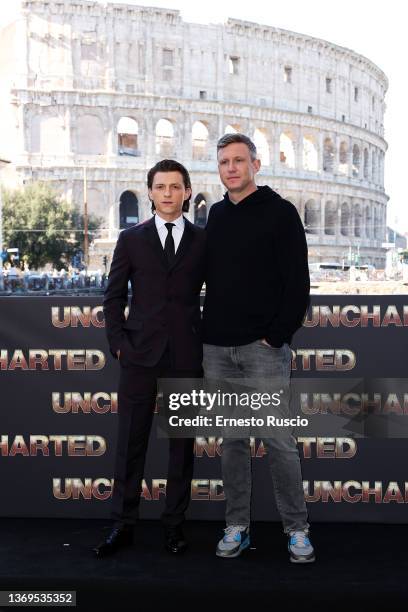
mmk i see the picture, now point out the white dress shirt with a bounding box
[154,213,185,253]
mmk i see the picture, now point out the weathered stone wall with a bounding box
[0,0,389,267]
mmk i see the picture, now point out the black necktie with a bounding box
[164,222,175,265]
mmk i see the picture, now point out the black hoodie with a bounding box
[202,185,310,347]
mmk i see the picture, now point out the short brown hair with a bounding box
[217,133,257,161]
[147,159,191,213]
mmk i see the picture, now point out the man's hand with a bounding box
[261,338,280,348]
[116,350,121,359]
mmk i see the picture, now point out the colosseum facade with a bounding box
[0,0,388,267]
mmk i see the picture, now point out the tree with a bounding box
[1,182,103,269]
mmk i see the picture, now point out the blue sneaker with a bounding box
[288,529,315,563]
[216,525,250,558]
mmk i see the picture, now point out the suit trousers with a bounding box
[111,344,200,528]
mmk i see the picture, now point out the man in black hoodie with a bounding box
[203,133,315,563]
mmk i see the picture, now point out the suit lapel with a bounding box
[143,215,195,271]
[144,217,168,269]
[168,217,194,271]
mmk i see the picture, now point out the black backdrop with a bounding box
[1,296,407,522]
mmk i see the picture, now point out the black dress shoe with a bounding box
[165,526,187,554]
[93,525,133,558]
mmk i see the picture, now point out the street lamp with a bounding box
[0,158,11,291]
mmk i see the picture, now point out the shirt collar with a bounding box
[155,213,184,230]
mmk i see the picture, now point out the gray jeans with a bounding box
[203,340,309,533]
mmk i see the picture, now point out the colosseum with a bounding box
[0,0,388,268]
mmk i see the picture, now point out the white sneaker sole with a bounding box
[289,553,316,563]
[216,538,250,559]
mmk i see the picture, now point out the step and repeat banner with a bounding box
[0,296,407,522]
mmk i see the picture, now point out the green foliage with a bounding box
[1,182,103,269]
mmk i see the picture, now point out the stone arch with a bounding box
[253,128,270,165]
[280,132,295,168]
[304,199,320,234]
[194,193,208,228]
[155,118,175,157]
[224,124,241,134]
[339,141,348,175]
[352,144,360,177]
[76,114,105,155]
[119,190,139,229]
[192,121,209,160]
[323,138,335,172]
[324,201,337,235]
[117,116,139,156]
[303,135,318,171]
[340,202,350,236]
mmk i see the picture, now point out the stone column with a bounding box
[382,203,387,242]
[144,113,156,161]
[180,111,190,161]
[207,117,218,162]
[106,107,116,157]
[320,196,326,239]
[347,136,353,179]
[64,21,74,89]
[335,197,341,244]
[108,179,117,239]
[318,133,324,175]
[369,201,374,241]
[359,140,364,180]
[19,105,29,157]
[144,37,154,95]
[65,107,72,156]
[295,126,302,171]
[298,194,304,227]
[270,123,280,174]
[333,132,340,176]
[105,12,116,90]
[350,197,356,238]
